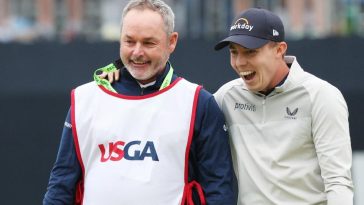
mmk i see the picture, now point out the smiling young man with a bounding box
[214,8,354,205]
[43,0,237,205]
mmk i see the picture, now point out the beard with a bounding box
[122,55,170,84]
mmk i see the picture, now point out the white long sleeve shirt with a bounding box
[214,56,354,205]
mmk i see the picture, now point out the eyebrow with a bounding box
[143,37,158,42]
[124,35,157,42]
[229,44,236,49]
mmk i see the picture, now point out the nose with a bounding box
[236,53,248,67]
[132,42,144,57]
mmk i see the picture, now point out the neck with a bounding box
[261,64,289,95]
[272,60,290,85]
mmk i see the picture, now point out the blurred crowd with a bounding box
[1,0,364,43]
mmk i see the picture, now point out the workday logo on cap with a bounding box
[230,18,254,32]
[215,8,285,50]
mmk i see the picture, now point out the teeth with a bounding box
[133,61,146,64]
[240,71,254,76]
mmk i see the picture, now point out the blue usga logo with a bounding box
[98,140,159,162]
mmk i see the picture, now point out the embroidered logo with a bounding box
[234,102,256,112]
[64,122,72,128]
[230,18,254,32]
[285,107,298,119]
[273,29,279,36]
[223,124,228,132]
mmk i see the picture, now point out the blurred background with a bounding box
[1,0,364,42]
[1,0,364,204]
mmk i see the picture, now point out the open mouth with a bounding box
[131,60,149,66]
[240,71,256,81]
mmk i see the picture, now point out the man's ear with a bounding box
[276,41,287,58]
[168,32,178,53]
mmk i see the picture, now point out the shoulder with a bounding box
[214,78,243,109]
[74,81,98,92]
[287,57,345,104]
[178,78,215,100]
[197,88,217,110]
[174,78,218,111]
[301,72,345,102]
[194,87,224,119]
[298,72,348,117]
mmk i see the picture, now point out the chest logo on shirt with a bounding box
[234,102,256,112]
[285,107,298,119]
[98,140,159,162]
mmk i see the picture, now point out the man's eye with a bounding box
[230,50,237,55]
[125,40,134,44]
[246,49,257,54]
[144,42,156,46]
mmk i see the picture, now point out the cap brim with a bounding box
[214,35,269,50]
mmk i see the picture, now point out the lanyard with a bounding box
[93,63,174,93]
[93,63,118,93]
